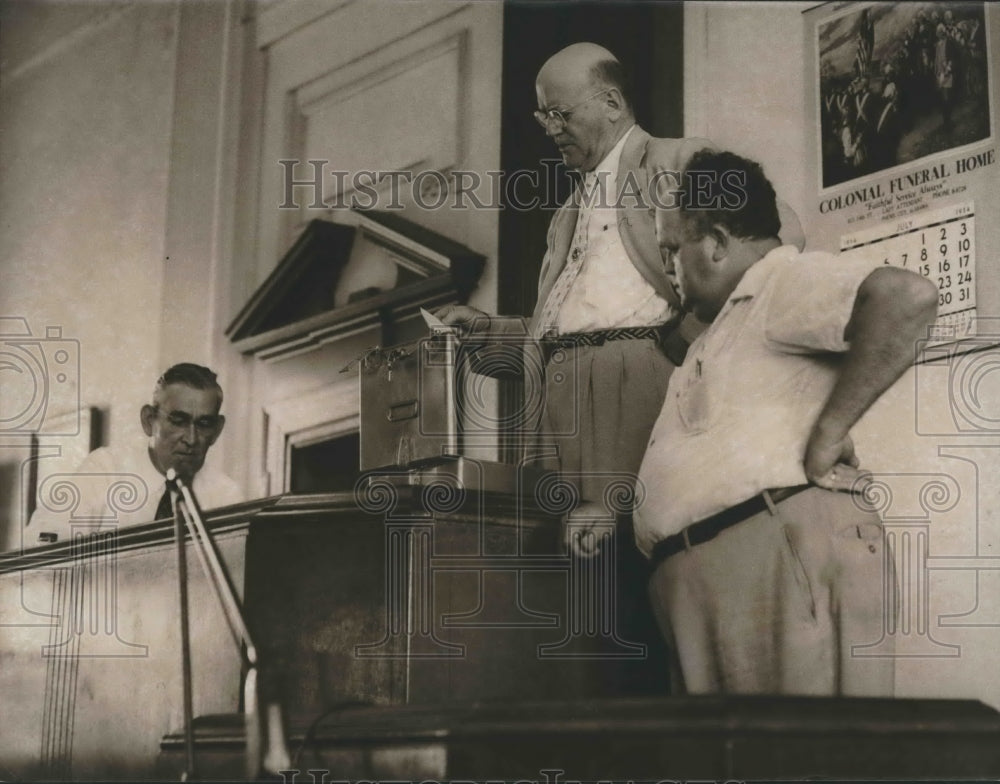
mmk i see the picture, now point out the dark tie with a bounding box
[155,485,173,520]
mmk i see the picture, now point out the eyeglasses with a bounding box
[156,408,222,436]
[533,89,610,129]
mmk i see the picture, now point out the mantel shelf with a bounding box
[226,211,485,361]
[230,273,457,361]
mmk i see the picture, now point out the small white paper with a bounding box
[420,307,456,333]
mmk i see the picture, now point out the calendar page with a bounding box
[840,202,976,342]
[803,2,998,358]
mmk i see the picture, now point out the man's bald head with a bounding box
[536,43,633,114]
[534,43,634,171]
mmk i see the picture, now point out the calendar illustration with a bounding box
[840,202,977,342]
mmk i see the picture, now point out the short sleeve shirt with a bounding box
[634,246,882,556]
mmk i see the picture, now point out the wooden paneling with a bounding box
[254,2,501,292]
[160,695,1000,780]
[1,489,652,778]
[0,505,257,779]
[242,489,637,720]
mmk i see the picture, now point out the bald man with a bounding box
[441,43,801,553]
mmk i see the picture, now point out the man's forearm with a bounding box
[486,315,531,336]
[812,267,938,444]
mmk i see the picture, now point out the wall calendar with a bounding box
[804,1,998,355]
[839,201,976,340]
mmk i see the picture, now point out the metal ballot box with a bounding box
[358,332,462,471]
[357,330,546,496]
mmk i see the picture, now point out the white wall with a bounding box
[0,2,178,551]
[231,0,505,497]
[0,1,255,552]
[685,1,1000,708]
[684,1,809,220]
[0,0,505,539]
[0,4,268,771]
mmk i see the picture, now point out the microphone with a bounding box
[166,468,291,775]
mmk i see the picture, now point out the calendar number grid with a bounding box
[840,202,976,342]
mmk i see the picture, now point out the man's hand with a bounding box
[563,500,614,558]
[434,304,492,336]
[804,428,871,492]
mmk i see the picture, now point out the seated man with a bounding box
[637,150,937,695]
[31,363,243,539]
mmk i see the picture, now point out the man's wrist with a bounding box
[809,416,848,447]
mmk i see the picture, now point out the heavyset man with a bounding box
[440,43,802,554]
[638,150,937,695]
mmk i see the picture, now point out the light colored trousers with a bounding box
[541,337,675,502]
[648,487,897,696]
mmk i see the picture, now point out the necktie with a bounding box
[535,172,596,337]
[155,485,173,520]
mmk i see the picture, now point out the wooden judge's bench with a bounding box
[2,488,1000,780]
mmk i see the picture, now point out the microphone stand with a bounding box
[170,472,196,781]
[167,469,291,780]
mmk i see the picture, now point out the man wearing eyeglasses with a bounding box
[440,43,802,559]
[31,363,243,539]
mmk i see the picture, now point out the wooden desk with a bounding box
[244,489,654,720]
[0,500,260,780]
[160,695,1000,781]
[1,489,651,779]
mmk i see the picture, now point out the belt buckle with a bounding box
[681,526,692,551]
[763,489,778,515]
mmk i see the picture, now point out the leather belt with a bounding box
[547,326,661,348]
[650,484,812,566]
[544,320,690,366]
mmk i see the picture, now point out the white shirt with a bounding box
[30,432,244,540]
[555,125,673,333]
[634,246,882,556]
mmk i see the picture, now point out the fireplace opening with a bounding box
[289,431,361,493]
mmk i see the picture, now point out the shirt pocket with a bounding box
[676,361,715,433]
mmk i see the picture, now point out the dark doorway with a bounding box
[289,431,362,493]
[498,0,685,317]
